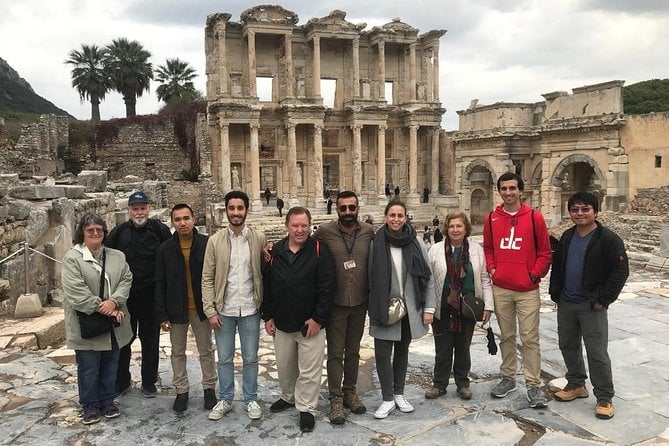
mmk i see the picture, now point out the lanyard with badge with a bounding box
[339,226,357,270]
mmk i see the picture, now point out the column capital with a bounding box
[250,122,260,130]
[247,29,255,39]
[285,122,296,130]
[409,124,419,131]
[313,35,320,45]
[378,40,385,50]
[351,123,363,131]
[378,124,387,132]
[218,117,229,128]
[352,37,359,47]
[314,123,324,130]
[214,22,226,37]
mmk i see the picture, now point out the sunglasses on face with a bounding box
[85,228,104,235]
[569,206,593,214]
[338,204,357,212]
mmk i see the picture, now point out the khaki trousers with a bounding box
[169,312,217,394]
[274,328,326,414]
[492,286,542,388]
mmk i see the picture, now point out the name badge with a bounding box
[343,260,357,270]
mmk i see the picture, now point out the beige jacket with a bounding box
[201,226,266,319]
[62,244,133,350]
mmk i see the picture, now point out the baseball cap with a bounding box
[128,191,149,205]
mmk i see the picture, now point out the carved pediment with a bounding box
[240,5,298,26]
[206,13,231,32]
[306,10,366,32]
[377,17,418,34]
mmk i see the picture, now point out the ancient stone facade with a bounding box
[204,6,446,209]
[449,80,669,226]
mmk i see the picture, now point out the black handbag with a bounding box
[77,249,114,339]
[460,293,485,321]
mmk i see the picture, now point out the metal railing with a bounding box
[0,242,61,295]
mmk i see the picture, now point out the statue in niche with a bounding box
[296,163,303,187]
[231,166,241,189]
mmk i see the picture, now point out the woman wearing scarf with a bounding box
[62,213,133,425]
[368,200,435,419]
[425,212,493,400]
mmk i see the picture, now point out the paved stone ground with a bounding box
[1,268,668,445]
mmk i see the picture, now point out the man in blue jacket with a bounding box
[155,204,217,413]
[262,207,336,433]
[549,192,629,420]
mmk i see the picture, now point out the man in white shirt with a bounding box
[201,191,266,421]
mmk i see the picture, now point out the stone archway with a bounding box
[470,188,490,224]
[463,159,495,223]
[551,154,605,217]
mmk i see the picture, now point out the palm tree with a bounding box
[155,58,198,104]
[103,38,153,117]
[65,44,111,123]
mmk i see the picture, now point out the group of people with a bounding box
[62,171,628,433]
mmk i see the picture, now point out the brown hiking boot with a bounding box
[456,387,472,400]
[595,399,614,419]
[329,396,345,425]
[424,386,447,399]
[343,391,366,414]
[554,383,589,402]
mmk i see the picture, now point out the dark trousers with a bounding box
[557,299,614,400]
[431,312,475,389]
[374,316,411,401]
[76,333,119,409]
[116,295,160,391]
[326,303,367,398]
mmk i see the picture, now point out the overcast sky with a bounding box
[1,0,668,130]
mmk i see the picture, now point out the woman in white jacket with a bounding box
[425,212,493,400]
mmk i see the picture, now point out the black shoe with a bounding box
[173,392,188,413]
[299,412,315,432]
[269,398,295,413]
[203,388,217,410]
[103,401,121,419]
[141,384,157,398]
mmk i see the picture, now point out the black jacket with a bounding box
[549,221,629,308]
[261,236,336,332]
[154,229,208,323]
[107,218,172,299]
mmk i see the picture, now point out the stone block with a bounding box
[0,307,65,348]
[141,180,163,205]
[26,208,49,245]
[10,334,38,349]
[8,199,31,220]
[14,293,44,318]
[0,173,19,185]
[42,225,71,290]
[660,225,669,257]
[77,170,108,192]
[62,185,87,199]
[9,184,66,200]
[51,198,75,235]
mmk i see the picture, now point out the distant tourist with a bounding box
[264,187,271,205]
[276,197,285,217]
[394,185,400,197]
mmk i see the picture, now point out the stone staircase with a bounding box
[597,213,665,268]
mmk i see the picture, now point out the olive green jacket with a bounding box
[62,244,133,350]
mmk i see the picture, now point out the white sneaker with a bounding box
[373,400,396,419]
[246,400,262,420]
[208,400,232,420]
[394,395,414,413]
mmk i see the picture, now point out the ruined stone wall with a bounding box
[620,112,669,198]
[543,80,624,120]
[96,118,192,181]
[457,103,539,132]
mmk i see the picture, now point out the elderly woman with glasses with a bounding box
[62,213,133,425]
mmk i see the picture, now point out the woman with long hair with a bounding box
[424,212,493,400]
[62,213,133,424]
[368,200,435,419]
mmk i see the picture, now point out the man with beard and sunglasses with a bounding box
[107,191,171,399]
[201,191,267,421]
[314,191,374,425]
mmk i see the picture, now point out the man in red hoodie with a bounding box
[483,172,552,408]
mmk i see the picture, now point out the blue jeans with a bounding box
[214,312,260,403]
[76,334,119,409]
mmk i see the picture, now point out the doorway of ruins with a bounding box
[551,155,605,217]
[323,154,340,194]
[468,164,494,224]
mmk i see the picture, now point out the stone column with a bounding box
[409,43,416,101]
[247,30,256,97]
[352,124,363,193]
[312,36,321,97]
[219,120,231,192]
[377,124,387,204]
[215,23,227,96]
[313,124,324,209]
[431,127,440,195]
[378,41,385,101]
[409,125,419,194]
[433,46,440,101]
[284,33,293,97]
[352,37,360,98]
[286,123,299,207]
[249,123,262,210]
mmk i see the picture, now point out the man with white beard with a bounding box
[107,191,171,398]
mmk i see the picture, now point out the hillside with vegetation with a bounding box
[623,79,669,115]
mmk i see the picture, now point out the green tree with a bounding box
[103,38,153,117]
[155,58,198,104]
[65,44,111,123]
[624,79,669,115]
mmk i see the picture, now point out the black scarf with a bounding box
[444,238,469,332]
[369,224,432,326]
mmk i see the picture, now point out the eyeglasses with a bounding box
[338,205,357,212]
[569,206,593,214]
[85,228,104,235]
